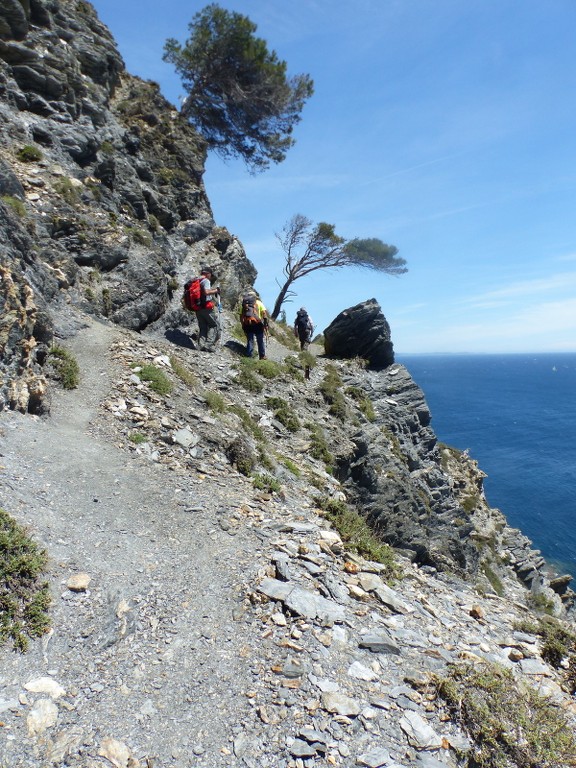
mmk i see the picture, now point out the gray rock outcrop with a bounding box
[324,298,394,369]
[0,0,256,412]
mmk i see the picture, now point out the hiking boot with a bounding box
[259,355,267,360]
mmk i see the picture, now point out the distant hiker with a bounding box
[183,267,221,352]
[240,293,268,359]
[294,307,314,350]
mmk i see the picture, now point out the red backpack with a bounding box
[183,277,213,311]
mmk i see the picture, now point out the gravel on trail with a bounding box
[0,316,276,766]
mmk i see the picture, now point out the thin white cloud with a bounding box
[466,272,576,307]
[401,297,576,353]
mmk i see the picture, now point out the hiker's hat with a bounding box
[200,266,212,275]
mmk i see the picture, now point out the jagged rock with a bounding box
[323,298,394,369]
[358,630,401,655]
[258,578,346,623]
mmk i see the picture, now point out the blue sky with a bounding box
[90,0,576,353]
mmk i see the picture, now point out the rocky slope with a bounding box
[1,2,576,766]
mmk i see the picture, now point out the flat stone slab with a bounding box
[258,578,346,623]
[358,630,401,655]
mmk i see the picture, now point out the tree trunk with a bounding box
[270,277,294,320]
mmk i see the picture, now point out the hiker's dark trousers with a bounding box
[243,323,266,358]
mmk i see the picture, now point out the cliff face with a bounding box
[0,0,255,413]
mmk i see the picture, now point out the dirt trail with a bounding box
[0,315,269,766]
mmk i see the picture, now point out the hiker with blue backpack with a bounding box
[294,307,314,350]
[183,267,221,352]
[240,293,268,359]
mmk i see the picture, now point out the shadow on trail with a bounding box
[164,329,196,350]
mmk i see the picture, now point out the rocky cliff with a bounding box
[1,3,575,767]
[0,0,255,414]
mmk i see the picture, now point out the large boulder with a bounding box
[324,299,394,369]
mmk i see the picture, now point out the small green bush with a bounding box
[129,432,147,444]
[235,362,263,393]
[126,227,153,247]
[320,365,348,421]
[169,355,196,388]
[228,404,265,442]
[53,177,80,206]
[298,350,316,370]
[137,364,173,396]
[203,390,226,414]
[256,359,282,379]
[314,495,396,573]
[435,661,576,768]
[481,562,504,596]
[306,423,333,470]
[252,473,281,493]
[1,195,26,217]
[346,386,376,421]
[0,508,51,651]
[283,356,305,382]
[228,436,256,476]
[16,144,43,162]
[49,345,80,389]
[269,320,299,350]
[278,456,301,476]
[101,287,112,316]
[265,396,300,432]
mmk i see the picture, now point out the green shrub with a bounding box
[481,562,504,596]
[278,456,301,476]
[265,396,300,432]
[129,432,147,444]
[256,359,282,379]
[257,445,276,472]
[283,356,305,382]
[169,355,196,388]
[314,495,396,573]
[235,362,263,393]
[228,436,256,476]
[99,140,115,154]
[1,195,26,217]
[157,167,189,186]
[346,386,376,421]
[53,177,80,206]
[0,508,51,651]
[527,591,557,616]
[203,390,226,414]
[252,473,281,493]
[435,661,576,768]
[320,365,348,421]
[16,144,43,162]
[101,287,112,316]
[126,227,153,247]
[298,350,316,370]
[306,423,333,470]
[137,364,173,396]
[49,345,80,389]
[228,404,265,442]
[269,320,299,350]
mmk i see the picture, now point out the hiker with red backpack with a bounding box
[240,292,268,359]
[294,307,314,350]
[183,267,221,352]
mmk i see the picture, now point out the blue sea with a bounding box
[398,353,576,575]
